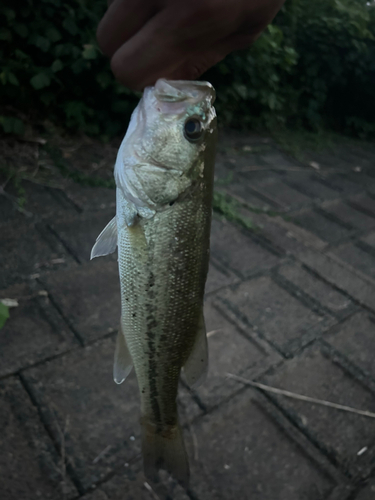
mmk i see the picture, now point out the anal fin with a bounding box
[91,216,117,260]
[182,311,208,389]
[113,326,133,384]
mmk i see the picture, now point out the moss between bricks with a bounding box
[2,141,277,234]
[43,143,116,189]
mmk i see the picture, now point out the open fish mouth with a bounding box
[153,79,216,104]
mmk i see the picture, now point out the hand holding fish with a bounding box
[97,0,285,90]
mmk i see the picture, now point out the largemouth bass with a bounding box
[91,79,217,484]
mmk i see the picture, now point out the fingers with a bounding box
[109,3,239,89]
[98,0,286,90]
[97,0,156,57]
[165,32,259,82]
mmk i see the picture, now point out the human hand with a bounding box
[97,0,285,90]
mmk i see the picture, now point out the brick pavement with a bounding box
[1,132,375,499]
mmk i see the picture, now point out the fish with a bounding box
[91,79,217,485]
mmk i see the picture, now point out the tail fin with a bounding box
[141,419,190,486]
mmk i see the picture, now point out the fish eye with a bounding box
[184,118,203,142]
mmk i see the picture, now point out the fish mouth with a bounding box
[153,79,216,105]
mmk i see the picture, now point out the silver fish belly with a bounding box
[91,79,217,484]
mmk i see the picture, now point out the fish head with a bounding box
[115,79,217,212]
[139,79,216,170]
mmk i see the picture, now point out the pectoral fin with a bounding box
[182,311,208,389]
[90,217,117,259]
[113,326,133,384]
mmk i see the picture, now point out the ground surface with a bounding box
[1,131,375,500]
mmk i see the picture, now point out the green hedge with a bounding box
[0,0,138,137]
[1,0,374,138]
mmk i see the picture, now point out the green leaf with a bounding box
[3,8,15,22]
[0,116,12,133]
[14,49,28,60]
[46,27,62,42]
[82,44,97,60]
[71,59,87,74]
[96,72,112,88]
[54,44,67,57]
[13,119,25,135]
[8,72,19,86]
[14,23,29,38]
[0,116,25,135]
[0,70,19,86]
[0,303,10,329]
[35,35,51,52]
[30,72,51,90]
[51,59,63,72]
[0,28,12,41]
[40,91,55,105]
[63,17,78,35]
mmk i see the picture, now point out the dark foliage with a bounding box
[1,0,374,137]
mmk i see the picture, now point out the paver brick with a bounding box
[321,201,375,231]
[323,175,363,195]
[48,210,116,263]
[40,259,121,343]
[3,132,375,499]
[81,490,109,500]
[297,248,375,312]
[259,149,300,169]
[63,184,116,212]
[331,243,375,279]
[354,478,375,500]
[326,312,375,381]
[281,172,340,202]
[0,196,25,224]
[0,377,77,500]
[262,346,375,477]
[361,231,375,249]
[7,181,78,218]
[348,194,375,218]
[23,337,141,492]
[242,177,312,210]
[0,283,77,377]
[194,299,280,408]
[218,276,327,356]
[291,209,352,244]
[277,263,353,316]
[87,460,191,500]
[212,156,236,181]
[205,258,239,295]
[23,336,201,492]
[210,218,280,278]
[244,211,328,257]
[224,181,278,210]
[0,220,69,289]
[98,463,159,500]
[188,390,336,500]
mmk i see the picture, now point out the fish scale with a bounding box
[91,79,217,484]
[118,190,209,424]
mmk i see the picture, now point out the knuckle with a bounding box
[189,0,221,17]
[110,56,127,84]
[181,0,227,24]
[110,56,142,91]
[96,22,112,57]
